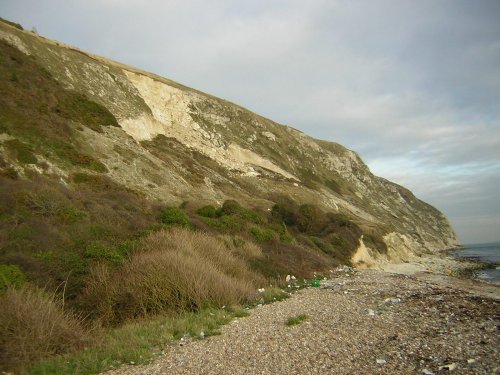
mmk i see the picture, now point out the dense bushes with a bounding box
[219,199,242,215]
[192,198,366,273]
[0,175,384,372]
[159,207,190,226]
[0,175,157,300]
[0,286,93,372]
[82,228,263,324]
[268,197,376,264]
[272,200,326,234]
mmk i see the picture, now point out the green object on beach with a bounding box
[311,280,320,288]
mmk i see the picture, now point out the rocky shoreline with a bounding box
[382,251,494,279]
[107,258,499,375]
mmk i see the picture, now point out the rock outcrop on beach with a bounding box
[0,18,458,266]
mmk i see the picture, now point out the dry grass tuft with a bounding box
[83,228,263,324]
[0,286,93,372]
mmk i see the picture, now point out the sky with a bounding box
[1,0,499,244]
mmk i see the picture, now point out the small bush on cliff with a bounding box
[249,227,276,243]
[196,205,217,218]
[271,199,326,234]
[159,207,190,227]
[271,202,297,226]
[218,200,242,216]
[296,204,326,233]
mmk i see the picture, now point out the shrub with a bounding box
[84,242,124,263]
[0,264,26,291]
[327,213,353,227]
[17,187,67,216]
[276,223,294,243]
[0,286,92,372]
[220,235,263,260]
[0,174,157,303]
[310,236,335,255]
[271,202,297,226]
[196,205,217,218]
[82,229,262,324]
[219,200,242,216]
[249,227,276,243]
[201,214,244,233]
[219,215,244,231]
[296,204,325,233]
[250,241,334,278]
[72,173,121,191]
[159,207,190,226]
[260,287,289,304]
[330,234,347,249]
[240,209,265,224]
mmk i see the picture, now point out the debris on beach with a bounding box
[438,362,457,371]
[383,297,402,303]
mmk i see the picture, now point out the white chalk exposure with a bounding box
[120,70,297,180]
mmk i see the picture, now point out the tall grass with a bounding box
[82,228,263,324]
[0,286,93,373]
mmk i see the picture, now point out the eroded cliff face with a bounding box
[0,21,459,264]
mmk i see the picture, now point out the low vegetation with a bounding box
[0,286,93,372]
[259,287,290,304]
[30,307,248,375]
[159,207,190,227]
[82,229,263,324]
[285,314,309,326]
[0,40,117,175]
[0,17,23,30]
[0,264,27,290]
[0,172,377,373]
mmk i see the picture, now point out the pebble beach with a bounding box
[107,257,499,375]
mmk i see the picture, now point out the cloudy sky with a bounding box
[2,0,499,244]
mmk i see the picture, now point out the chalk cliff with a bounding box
[0,20,459,267]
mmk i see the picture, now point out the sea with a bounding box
[452,242,500,285]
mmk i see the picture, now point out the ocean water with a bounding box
[453,242,500,285]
